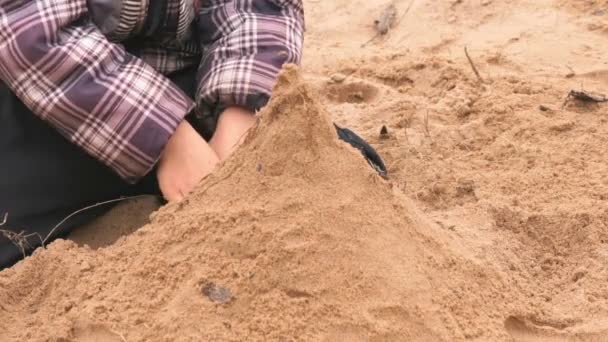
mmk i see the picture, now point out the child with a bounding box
[0,0,304,269]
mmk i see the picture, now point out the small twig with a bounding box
[42,195,152,245]
[1,213,43,256]
[565,65,575,78]
[110,329,128,342]
[423,110,431,139]
[0,229,41,258]
[396,0,416,25]
[464,46,484,83]
[361,33,381,48]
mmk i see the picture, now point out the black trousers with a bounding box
[0,68,197,270]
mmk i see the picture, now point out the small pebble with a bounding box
[79,261,93,272]
[201,282,232,304]
[330,73,347,83]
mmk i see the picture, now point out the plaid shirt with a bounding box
[0,0,304,182]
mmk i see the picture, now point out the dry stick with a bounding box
[0,229,41,258]
[464,46,484,83]
[0,230,25,257]
[565,65,576,78]
[396,0,416,25]
[0,212,40,256]
[110,329,128,342]
[42,194,153,246]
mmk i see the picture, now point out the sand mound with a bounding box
[3,62,608,341]
[0,66,464,341]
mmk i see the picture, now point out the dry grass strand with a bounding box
[464,46,484,83]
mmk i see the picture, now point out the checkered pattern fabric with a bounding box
[0,0,304,182]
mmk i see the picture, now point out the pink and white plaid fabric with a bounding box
[0,0,304,182]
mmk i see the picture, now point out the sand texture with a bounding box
[2,0,608,341]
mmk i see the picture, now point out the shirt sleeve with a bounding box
[195,0,305,120]
[0,0,194,183]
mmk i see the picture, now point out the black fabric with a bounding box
[141,0,167,37]
[0,66,198,270]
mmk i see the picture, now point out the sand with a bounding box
[2,1,608,341]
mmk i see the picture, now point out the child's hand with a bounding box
[157,121,219,202]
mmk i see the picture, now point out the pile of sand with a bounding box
[0,67,469,341]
